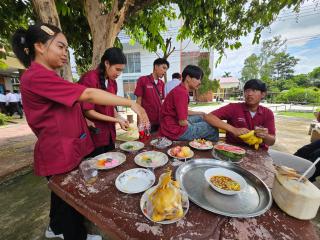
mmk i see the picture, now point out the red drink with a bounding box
[139,130,145,141]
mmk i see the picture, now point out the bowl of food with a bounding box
[204,168,247,195]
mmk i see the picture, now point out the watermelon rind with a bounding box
[213,143,245,161]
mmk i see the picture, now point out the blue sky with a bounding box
[212,0,320,78]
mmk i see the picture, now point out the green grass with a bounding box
[277,111,315,120]
[189,102,220,107]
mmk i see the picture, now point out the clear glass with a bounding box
[80,161,97,185]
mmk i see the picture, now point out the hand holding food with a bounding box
[131,102,149,127]
[239,130,263,150]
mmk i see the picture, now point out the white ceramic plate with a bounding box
[115,168,155,194]
[204,168,247,195]
[189,140,213,150]
[87,152,126,170]
[119,141,144,152]
[140,186,189,224]
[167,147,194,160]
[134,151,169,168]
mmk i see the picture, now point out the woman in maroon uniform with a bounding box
[12,23,148,240]
[79,47,129,157]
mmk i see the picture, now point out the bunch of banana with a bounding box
[239,130,263,150]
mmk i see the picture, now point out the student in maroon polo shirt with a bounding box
[12,23,149,240]
[134,58,169,132]
[79,47,129,157]
[160,65,219,141]
[204,79,276,149]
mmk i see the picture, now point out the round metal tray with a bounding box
[175,158,272,218]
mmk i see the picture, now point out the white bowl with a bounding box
[204,168,247,195]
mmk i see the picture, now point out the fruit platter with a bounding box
[212,143,246,163]
[167,146,194,159]
[189,138,213,150]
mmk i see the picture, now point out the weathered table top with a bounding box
[48,139,319,240]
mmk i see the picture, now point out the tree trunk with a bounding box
[84,0,134,68]
[31,0,73,81]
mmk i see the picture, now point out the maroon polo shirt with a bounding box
[159,83,188,140]
[210,102,276,149]
[20,62,94,176]
[134,74,164,125]
[79,69,117,148]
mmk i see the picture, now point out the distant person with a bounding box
[0,91,6,113]
[13,90,23,118]
[204,79,275,149]
[134,58,169,132]
[160,65,219,141]
[5,90,13,115]
[164,72,181,96]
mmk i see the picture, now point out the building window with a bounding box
[11,76,20,85]
[123,78,137,100]
[124,52,141,73]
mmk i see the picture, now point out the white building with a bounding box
[117,18,215,99]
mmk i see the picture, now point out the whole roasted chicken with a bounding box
[149,170,183,222]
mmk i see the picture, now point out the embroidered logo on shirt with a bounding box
[237,117,246,122]
[147,85,153,89]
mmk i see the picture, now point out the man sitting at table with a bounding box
[159,65,219,141]
[204,79,276,149]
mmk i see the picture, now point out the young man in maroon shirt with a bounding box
[134,58,169,132]
[204,79,276,149]
[160,65,219,141]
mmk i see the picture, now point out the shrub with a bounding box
[275,87,320,104]
[0,113,12,125]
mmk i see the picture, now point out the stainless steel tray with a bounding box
[175,158,272,218]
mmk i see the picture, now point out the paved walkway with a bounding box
[0,119,36,182]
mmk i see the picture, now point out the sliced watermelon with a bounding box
[214,143,246,161]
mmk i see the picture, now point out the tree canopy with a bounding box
[1,0,305,73]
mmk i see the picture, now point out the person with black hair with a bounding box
[160,65,219,141]
[134,58,169,132]
[164,72,181,96]
[79,47,129,157]
[12,23,148,240]
[204,79,276,149]
[294,139,320,181]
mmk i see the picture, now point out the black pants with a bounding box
[8,102,23,118]
[294,140,320,181]
[48,179,87,240]
[0,102,6,114]
[86,142,115,158]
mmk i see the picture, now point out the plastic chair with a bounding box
[268,149,316,179]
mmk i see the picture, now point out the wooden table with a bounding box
[48,139,319,240]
